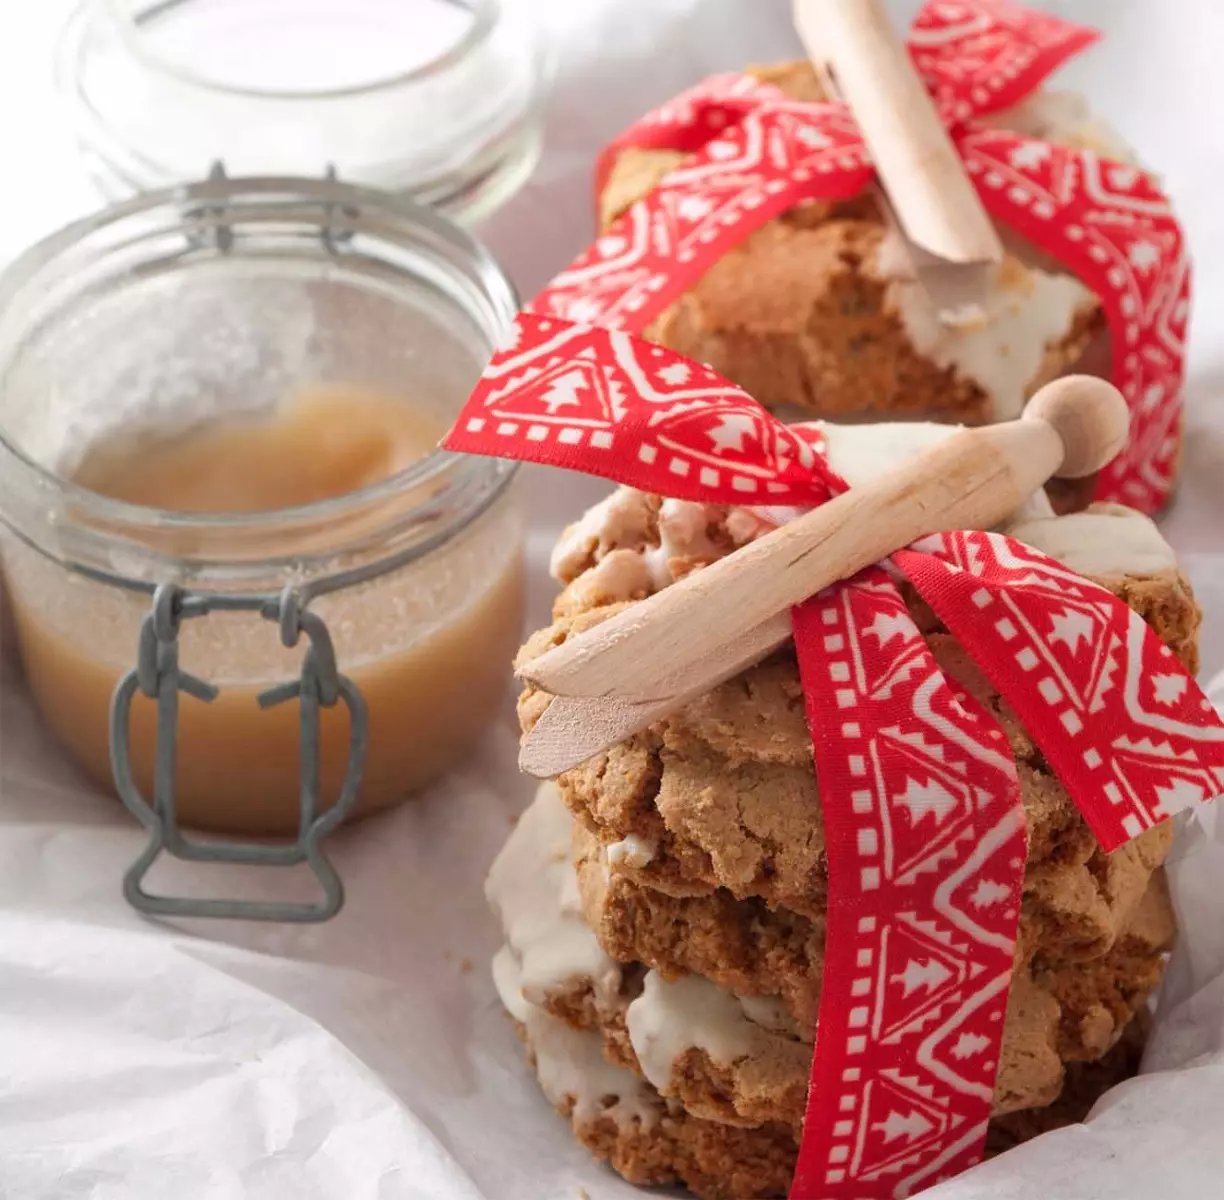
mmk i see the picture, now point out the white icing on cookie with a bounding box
[984,90,1137,163]
[873,235,1095,422]
[550,488,656,582]
[737,994,799,1037]
[643,498,722,588]
[607,834,658,870]
[492,944,535,1024]
[1006,504,1178,577]
[489,785,801,1105]
[493,946,657,1128]
[626,971,782,1091]
[485,782,621,1010]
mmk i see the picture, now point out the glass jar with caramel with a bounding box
[0,174,524,917]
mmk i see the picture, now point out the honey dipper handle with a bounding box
[792,0,1003,269]
[519,377,1128,706]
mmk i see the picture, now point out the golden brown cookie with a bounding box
[495,783,1167,1137]
[986,1008,1152,1154]
[599,63,1122,425]
[502,964,1153,1200]
[572,813,1170,1026]
[522,497,1195,919]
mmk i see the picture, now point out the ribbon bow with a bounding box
[446,313,1224,1197]
[532,0,1189,516]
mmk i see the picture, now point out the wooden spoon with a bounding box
[519,376,1128,778]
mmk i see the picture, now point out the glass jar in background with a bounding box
[56,0,549,224]
[0,175,524,840]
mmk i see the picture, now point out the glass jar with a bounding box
[56,0,548,224]
[0,174,524,844]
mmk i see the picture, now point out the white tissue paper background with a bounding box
[2,1,1224,1197]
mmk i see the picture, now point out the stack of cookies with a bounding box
[488,424,1193,1199]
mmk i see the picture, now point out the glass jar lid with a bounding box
[56,0,549,224]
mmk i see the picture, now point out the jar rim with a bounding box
[0,175,520,591]
[96,0,500,103]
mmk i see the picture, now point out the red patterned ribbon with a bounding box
[445,312,1224,1197]
[534,0,1189,516]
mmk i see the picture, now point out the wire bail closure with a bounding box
[105,160,370,923]
[109,583,369,923]
[182,160,357,255]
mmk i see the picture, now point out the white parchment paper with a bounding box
[2,2,1224,1197]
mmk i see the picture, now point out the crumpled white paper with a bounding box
[2,1,1224,1198]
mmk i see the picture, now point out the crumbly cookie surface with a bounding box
[495,783,1171,1143]
[498,912,1158,1200]
[521,495,1195,918]
[573,813,1172,1026]
[507,1001,1150,1200]
[597,63,1122,423]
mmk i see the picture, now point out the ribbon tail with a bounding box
[790,569,1024,1199]
[909,1,1100,120]
[441,313,842,507]
[953,123,1189,515]
[894,533,1224,853]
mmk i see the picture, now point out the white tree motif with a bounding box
[892,956,953,997]
[874,1108,935,1144]
[540,370,588,414]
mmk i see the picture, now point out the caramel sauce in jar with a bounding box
[6,383,523,834]
[0,178,524,837]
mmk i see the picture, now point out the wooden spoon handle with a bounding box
[792,0,1002,269]
[518,378,1128,707]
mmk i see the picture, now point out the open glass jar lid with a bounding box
[57,0,548,223]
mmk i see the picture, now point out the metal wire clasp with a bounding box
[109,584,369,922]
[181,161,356,255]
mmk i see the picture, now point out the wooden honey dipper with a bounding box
[519,376,1129,779]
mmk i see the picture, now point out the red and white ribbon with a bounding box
[445,311,1224,1197]
[534,0,1189,516]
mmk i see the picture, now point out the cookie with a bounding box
[500,973,1152,1200]
[1034,868,1175,1062]
[522,496,1193,920]
[493,783,1168,1135]
[573,815,1170,1033]
[496,950,798,1200]
[599,63,1135,425]
[491,818,1161,1200]
[518,490,1187,1014]
[986,1008,1153,1154]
